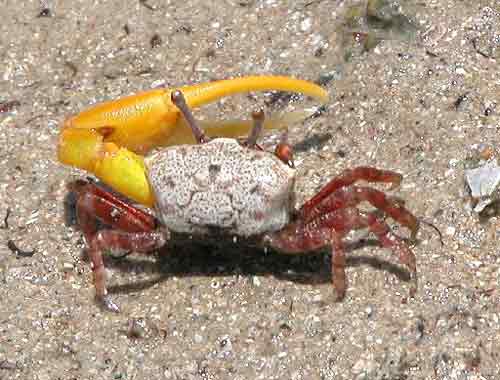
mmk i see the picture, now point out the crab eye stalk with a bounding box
[171,90,208,144]
[275,131,294,168]
[246,109,265,148]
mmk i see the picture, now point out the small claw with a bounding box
[98,294,121,313]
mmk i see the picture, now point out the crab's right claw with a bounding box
[58,75,329,207]
[60,75,329,153]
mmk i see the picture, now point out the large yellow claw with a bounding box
[58,128,152,206]
[58,75,328,206]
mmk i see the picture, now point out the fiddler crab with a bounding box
[58,75,419,312]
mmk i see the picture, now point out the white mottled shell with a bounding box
[145,138,295,237]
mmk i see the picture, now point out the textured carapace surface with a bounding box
[146,138,296,236]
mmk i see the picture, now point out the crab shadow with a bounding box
[104,238,414,296]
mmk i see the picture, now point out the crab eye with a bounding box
[275,142,295,168]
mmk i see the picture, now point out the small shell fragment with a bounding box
[464,161,500,212]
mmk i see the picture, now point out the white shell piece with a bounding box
[464,161,500,212]
[145,138,295,237]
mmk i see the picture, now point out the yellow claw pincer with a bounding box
[58,75,329,207]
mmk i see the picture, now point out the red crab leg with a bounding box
[329,231,346,299]
[265,207,417,300]
[68,180,157,233]
[299,167,402,218]
[69,180,166,312]
[87,229,166,312]
[302,185,419,239]
[327,209,417,300]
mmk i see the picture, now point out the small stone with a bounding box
[465,161,500,212]
[151,79,166,88]
[365,305,374,318]
[127,318,146,339]
[252,276,261,287]
[352,353,377,378]
[62,262,74,272]
[446,226,456,236]
[300,18,312,32]
[312,294,322,302]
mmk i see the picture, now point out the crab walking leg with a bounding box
[70,180,166,311]
[68,180,157,232]
[88,230,166,312]
[302,185,420,239]
[299,167,403,219]
[59,76,328,206]
[365,211,418,297]
[265,207,418,299]
[262,215,351,298]
[330,231,347,300]
[326,209,417,300]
